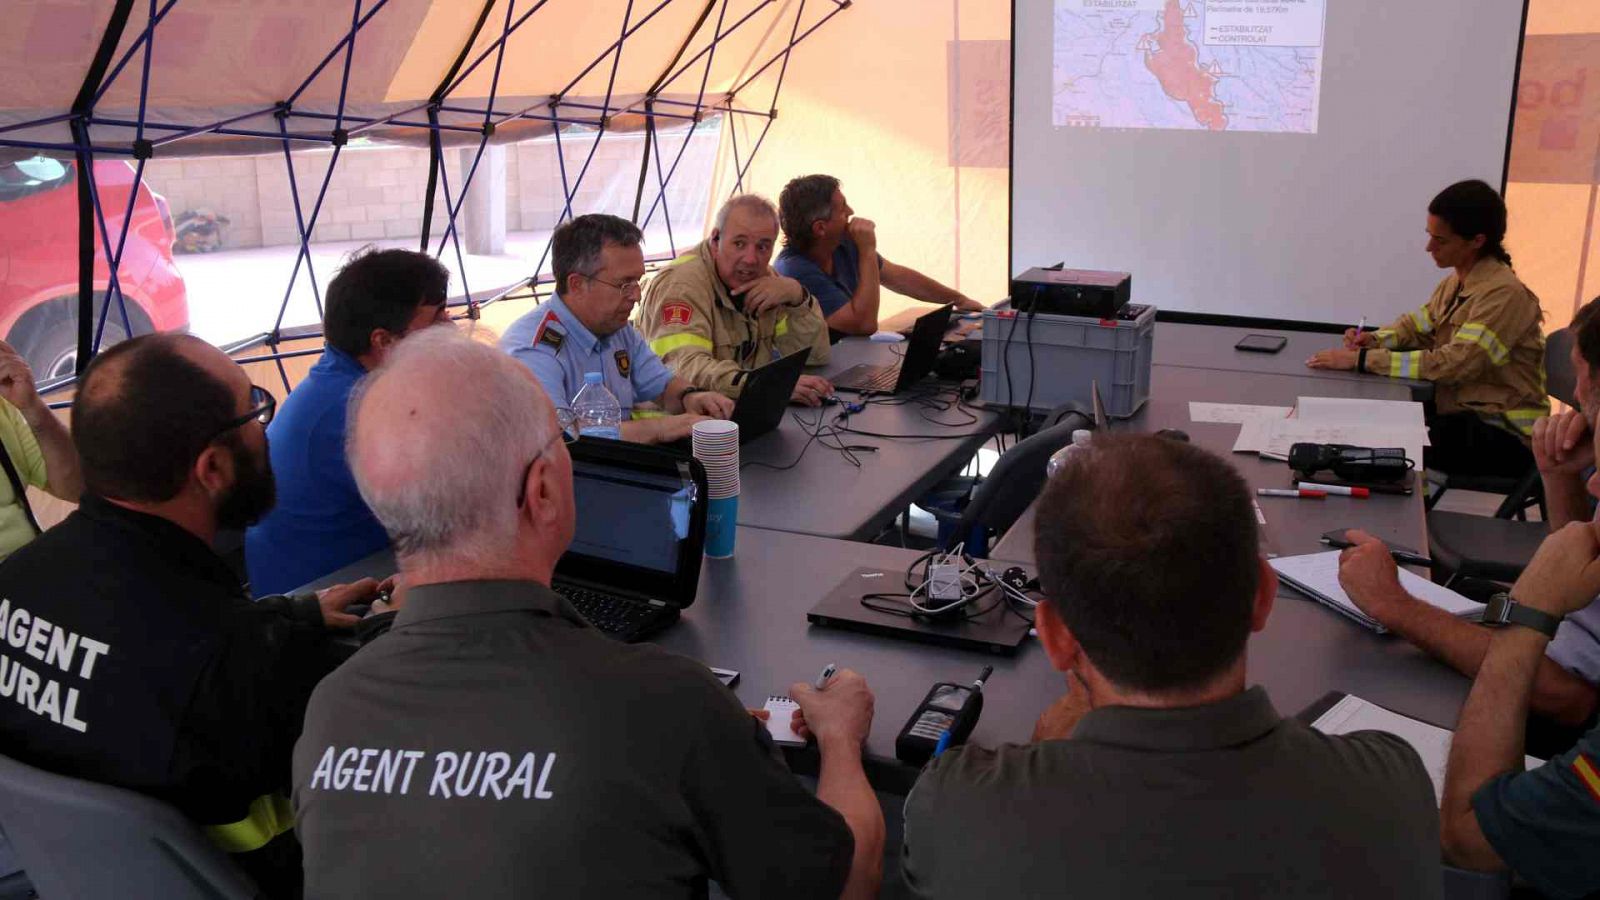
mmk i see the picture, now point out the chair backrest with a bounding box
[957,413,1090,542]
[1546,325,1577,408]
[0,753,259,899]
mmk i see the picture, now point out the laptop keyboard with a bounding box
[555,583,667,638]
[837,364,901,393]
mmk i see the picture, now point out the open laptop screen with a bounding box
[555,439,707,609]
[567,461,685,574]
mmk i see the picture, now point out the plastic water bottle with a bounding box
[572,372,622,440]
[1046,429,1095,479]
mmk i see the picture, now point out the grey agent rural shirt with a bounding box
[292,579,853,899]
[901,686,1441,899]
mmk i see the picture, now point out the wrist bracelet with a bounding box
[1357,348,1368,373]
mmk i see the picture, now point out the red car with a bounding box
[0,156,189,383]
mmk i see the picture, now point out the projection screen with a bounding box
[1010,0,1529,325]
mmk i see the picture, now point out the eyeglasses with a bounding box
[516,410,579,507]
[210,385,276,441]
[584,272,644,296]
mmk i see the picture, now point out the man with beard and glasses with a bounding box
[0,334,384,898]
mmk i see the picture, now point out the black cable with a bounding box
[1023,303,1039,430]
[744,407,871,471]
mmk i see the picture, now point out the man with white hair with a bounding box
[638,194,834,406]
[292,328,884,898]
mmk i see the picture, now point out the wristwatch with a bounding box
[1483,592,1563,638]
[1357,348,1369,373]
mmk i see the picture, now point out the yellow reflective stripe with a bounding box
[775,315,790,338]
[1388,351,1422,379]
[1504,406,1549,436]
[664,253,699,269]
[632,409,666,419]
[1453,322,1510,365]
[1408,306,1435,335]
[205,794,294,854]
[1375,328,1400,350]
[648,332,714,357]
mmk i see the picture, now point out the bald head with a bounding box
[349,327,561,565]
[74,333,251,503]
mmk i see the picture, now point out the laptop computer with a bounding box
[806,566,1033,655]
[831,304,955,394]
[554,438,708,641]
[662,348,809,453]
[729,347,809,442]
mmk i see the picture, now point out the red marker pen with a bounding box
[1297,482,1369,498]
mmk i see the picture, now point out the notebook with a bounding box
[762,696,805,747]
[1269,550,1482,633]
[1305,692,1543,802]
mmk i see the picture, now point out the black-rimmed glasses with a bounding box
[211,385,276,441]
[584,272,644,295]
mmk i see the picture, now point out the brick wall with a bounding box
[141,122,722,253]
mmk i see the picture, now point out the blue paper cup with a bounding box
[705,495,738,558]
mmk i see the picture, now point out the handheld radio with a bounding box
[895,666,992,766]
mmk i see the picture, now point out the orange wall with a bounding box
[726,0,1011,323]
[724,0,1599,337]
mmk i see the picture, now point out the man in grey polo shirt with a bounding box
[901,435,1440,898]
[291,328,884,898]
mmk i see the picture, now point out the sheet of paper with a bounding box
[1189,402,1294,425]
[1312,694,1542,802]
[1297,396,1427,428]
[1230,418,1428,466]
[1271,551,1482,620]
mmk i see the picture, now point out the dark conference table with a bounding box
[305,328,1472,791]
[1152,321,1435,407]
[992,362,1428,563]
[732,338,1002,541]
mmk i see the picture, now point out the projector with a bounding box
[1010,267,1131,318]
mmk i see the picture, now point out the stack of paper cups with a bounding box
[692,420,740,558]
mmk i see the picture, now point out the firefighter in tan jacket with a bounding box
[637,195,835,406]
[1309,180,1548,478]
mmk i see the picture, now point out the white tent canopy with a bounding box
[0,0,842,157]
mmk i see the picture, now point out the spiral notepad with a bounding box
[762,696,805,747]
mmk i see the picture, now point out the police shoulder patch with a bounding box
[533,312,565,351]
[614,349,632,377]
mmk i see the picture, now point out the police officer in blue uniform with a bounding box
[502,214,733,444]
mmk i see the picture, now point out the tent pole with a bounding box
[422,0,497,250]
[632,0,717,223]
[69,0,136,376]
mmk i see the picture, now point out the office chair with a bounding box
[1427,327,1576,519]
[926,413,1090,555]
[1428,328,1578,586]
[0,753,259,899]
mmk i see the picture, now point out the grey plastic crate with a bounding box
[978,302,1156,418]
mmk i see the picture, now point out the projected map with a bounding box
[1053,0,1326,133]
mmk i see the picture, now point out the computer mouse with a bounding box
[1155,428,1190,442]
[869,331,905,343]
[821,394,841,406]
